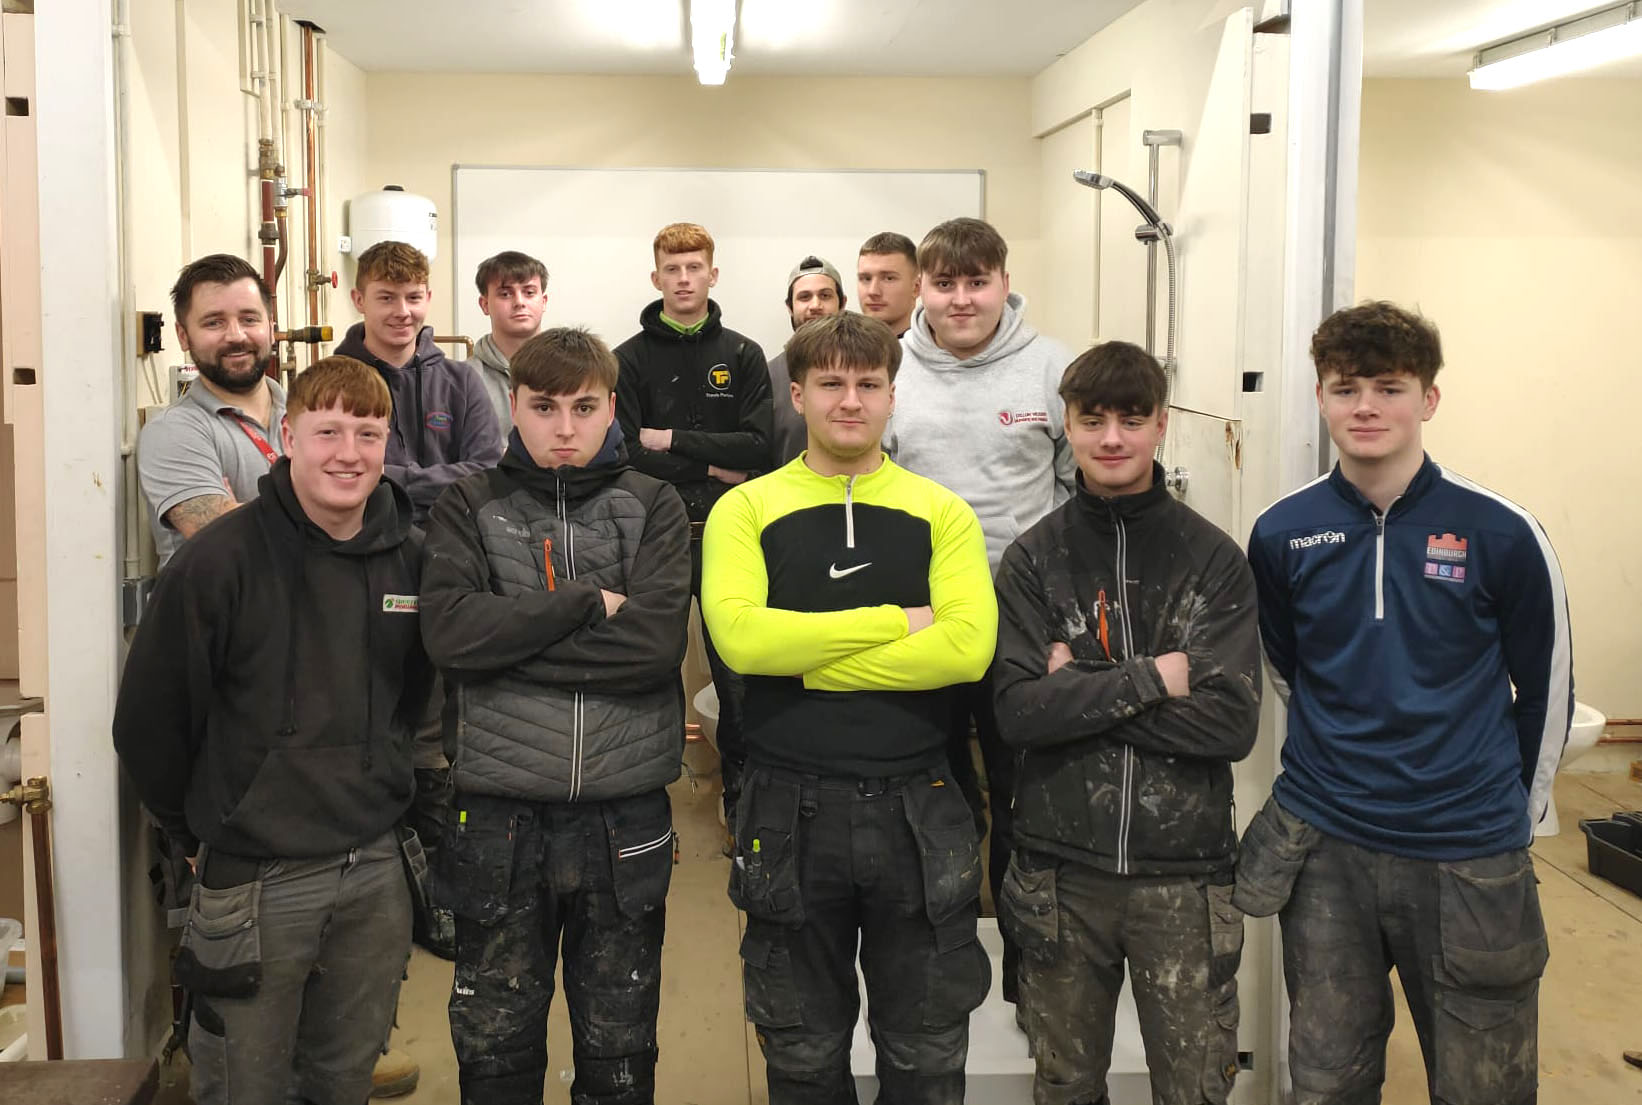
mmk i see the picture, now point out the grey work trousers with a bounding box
[1001,852,1242,1105]
[1280,833,1548,1105]
[187,830,412,1105]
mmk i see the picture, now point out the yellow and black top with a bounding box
[702,453,998,778]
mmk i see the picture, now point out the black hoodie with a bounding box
[113,461,431,859]
[613,299,772,523]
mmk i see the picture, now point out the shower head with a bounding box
[1072,170,1168,231]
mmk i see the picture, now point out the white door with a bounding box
[1031,6,1293,1103]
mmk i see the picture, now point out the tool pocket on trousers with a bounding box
[436,798,521,925]
[999,854,1059,964]
[923,915,992,1030]
[739,920,804,1029]
[174,877,263,998]
[1436,850,1549,991]
[729,774,805,927]
[1206,881,1246,989]
[901,773,983,925]
[396,823,434,926]
[1232,795,1322,918]
[1432,985,1539,1105]
[607,789,675,920]
[1201,980,1241,1105]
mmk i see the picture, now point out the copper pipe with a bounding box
[30,794,62,1060]
[434,335,474,358]
[258,159,281,381]
[4,776,63,1060]
[274,209,289,287]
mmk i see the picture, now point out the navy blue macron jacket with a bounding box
[1247,457,1573,860]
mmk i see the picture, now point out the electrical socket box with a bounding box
[139,310,165,354]
[337,234,353,254]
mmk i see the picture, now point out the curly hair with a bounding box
[1311,301,1443,389]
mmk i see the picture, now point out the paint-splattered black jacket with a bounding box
[992,465,1261,876]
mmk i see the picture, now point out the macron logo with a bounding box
[828,562,872,580]
[1289,531,1346,550]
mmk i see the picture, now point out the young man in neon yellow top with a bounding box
[702,311,997,1103]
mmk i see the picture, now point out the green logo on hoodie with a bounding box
[382,594,419,614]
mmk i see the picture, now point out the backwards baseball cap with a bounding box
[786,255,844,296]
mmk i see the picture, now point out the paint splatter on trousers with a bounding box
[1279,834,1546,1105]
[1000,852,1241,1105]
[440,789,673,1105]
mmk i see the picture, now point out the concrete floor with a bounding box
[136,766,1642,1103]
[1380,767,1642,1105]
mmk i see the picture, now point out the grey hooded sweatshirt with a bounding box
[471,334,514,434]
[886,292,1076,573]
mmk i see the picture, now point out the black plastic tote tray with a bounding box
[1580,812,1642,897]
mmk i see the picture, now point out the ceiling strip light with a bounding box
[691,0,737,86]
[1469,2,1642,90]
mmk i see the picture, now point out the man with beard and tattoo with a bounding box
[139,254,287,568]
[136,254,424,1097]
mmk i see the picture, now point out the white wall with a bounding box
[1356,78,1642,721]
[36,0,126,1060]
[103,0,373,1056]
[361,73,1044,338]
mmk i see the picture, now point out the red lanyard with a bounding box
[227,414,279,467]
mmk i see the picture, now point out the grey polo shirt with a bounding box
[138,377,287,566]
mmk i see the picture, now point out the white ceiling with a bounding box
[276,0,1145,77]
[277,1,1642,81]
[1364,0,1642,77]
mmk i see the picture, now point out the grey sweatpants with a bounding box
[188,830,412,1105]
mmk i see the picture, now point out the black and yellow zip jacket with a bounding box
[701,453,997,778]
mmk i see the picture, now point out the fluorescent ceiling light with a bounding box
[691,0,737,86]
[1469,3,1642,90]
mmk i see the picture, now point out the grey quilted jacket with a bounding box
[420,431,692,803]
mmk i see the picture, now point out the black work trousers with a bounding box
[437,789,675,1105]
[947,675,1019,1000]
[691,530,747,821]
[731,763,992,1105]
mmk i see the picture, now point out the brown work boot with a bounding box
[371,1048,420,1098]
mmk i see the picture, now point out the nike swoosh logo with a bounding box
[828,562,872,580]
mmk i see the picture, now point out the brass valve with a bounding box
[0,775,51,815]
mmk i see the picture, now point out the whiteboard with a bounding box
[451,165,984,361]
